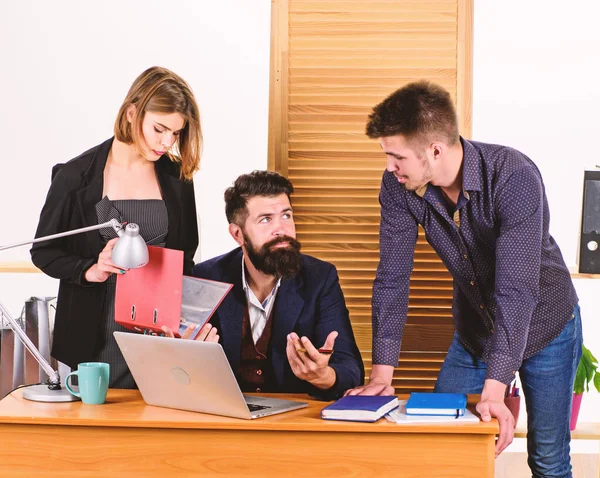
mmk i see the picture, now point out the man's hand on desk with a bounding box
[343,364,395,396]
[477,378,514,457]
[161,322,220,342]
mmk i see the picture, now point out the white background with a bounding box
[0,0,271,319]
[0,0,271,263]
[0,0,598,440]
[473,1,600,452]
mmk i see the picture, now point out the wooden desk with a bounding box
[0,389,498,478]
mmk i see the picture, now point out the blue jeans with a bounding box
[434,307,582,478]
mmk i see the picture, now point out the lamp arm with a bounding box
[0,219,123,251]
[0,300,59,385]
[0,218,132,397]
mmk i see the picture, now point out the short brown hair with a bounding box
[365,81,459,147]
[114,66,202,181]
[225,170,294,226]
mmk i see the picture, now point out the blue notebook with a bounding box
[405,392,467,417]
[321,396,399,422]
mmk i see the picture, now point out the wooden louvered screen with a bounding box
[268,0,473,393]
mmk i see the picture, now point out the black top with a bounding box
[31,137,198,368]
[94,197,168,389]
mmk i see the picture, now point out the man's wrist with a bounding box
[369,364,395,384]
[481,378,507,402]
[310,366,337,390]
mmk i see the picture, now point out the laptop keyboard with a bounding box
[247,403,272,412]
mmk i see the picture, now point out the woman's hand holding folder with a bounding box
[161,322,220,342]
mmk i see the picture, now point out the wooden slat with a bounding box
[344,289,454,300]
[269,0,473,393]
[290,167,389,178]
[267,0,290,174]
[293,196,380,205]
[290,22,457,35]
[339,279,453,291]
[338,270,453,281]
[362,351,448,362]
[289,151,385,159]
[457,0,473,139]
[351,322,455,349]
[289,2,457,14]
[291,37,457,51]
[290,68,457,80]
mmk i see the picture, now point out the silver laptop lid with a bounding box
[114,331,253,419]
[113,332,308,419]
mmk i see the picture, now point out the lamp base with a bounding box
[22,384,80,402]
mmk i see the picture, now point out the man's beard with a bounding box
[400,155,433,192]
[243,234,303,280]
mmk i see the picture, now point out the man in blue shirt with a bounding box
[347,81,581,477]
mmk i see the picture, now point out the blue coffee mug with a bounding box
[65,362,110,404]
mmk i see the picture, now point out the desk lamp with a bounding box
[0,219,148,402]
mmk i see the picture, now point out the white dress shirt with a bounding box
[241,255,281,344]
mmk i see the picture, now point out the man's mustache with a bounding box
[263,235,301,250]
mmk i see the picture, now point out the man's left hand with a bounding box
[286,331,337,390]
[477,379,515,457]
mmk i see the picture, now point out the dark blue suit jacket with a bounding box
[193,248,364,400]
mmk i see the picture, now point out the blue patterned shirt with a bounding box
[373,137,578,384]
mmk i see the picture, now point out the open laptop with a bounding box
[113,331,308,419]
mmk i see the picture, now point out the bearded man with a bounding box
[191,170,364,400]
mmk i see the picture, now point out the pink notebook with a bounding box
[114,246,183,334]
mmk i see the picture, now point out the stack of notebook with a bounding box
[321,393,481,424]
[386,392,480,424]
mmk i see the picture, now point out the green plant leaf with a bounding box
[583,359,595,385]
[576,344,599,394]
[585,345,599,366]
[574,359,586,394]
[594,372,600,393]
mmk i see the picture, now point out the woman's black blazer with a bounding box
[31,137,198,368]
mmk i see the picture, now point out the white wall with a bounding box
[2,0,598,436]
[473,0,600,452]
[0,0,271,316]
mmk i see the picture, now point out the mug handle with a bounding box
[64,371,81,398]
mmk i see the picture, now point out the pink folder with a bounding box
[114,246,183,334]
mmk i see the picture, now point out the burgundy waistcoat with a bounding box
[237,306,276,392]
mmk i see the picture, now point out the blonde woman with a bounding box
[31,67,202,388]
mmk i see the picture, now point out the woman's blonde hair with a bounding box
[114,66,202,181]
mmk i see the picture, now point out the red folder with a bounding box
[114,246,183,334]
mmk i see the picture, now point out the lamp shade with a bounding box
[0,218,149,402]
[111,223,149,269]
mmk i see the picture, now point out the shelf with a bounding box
[0,261,40,273]
[569,266,600,280]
